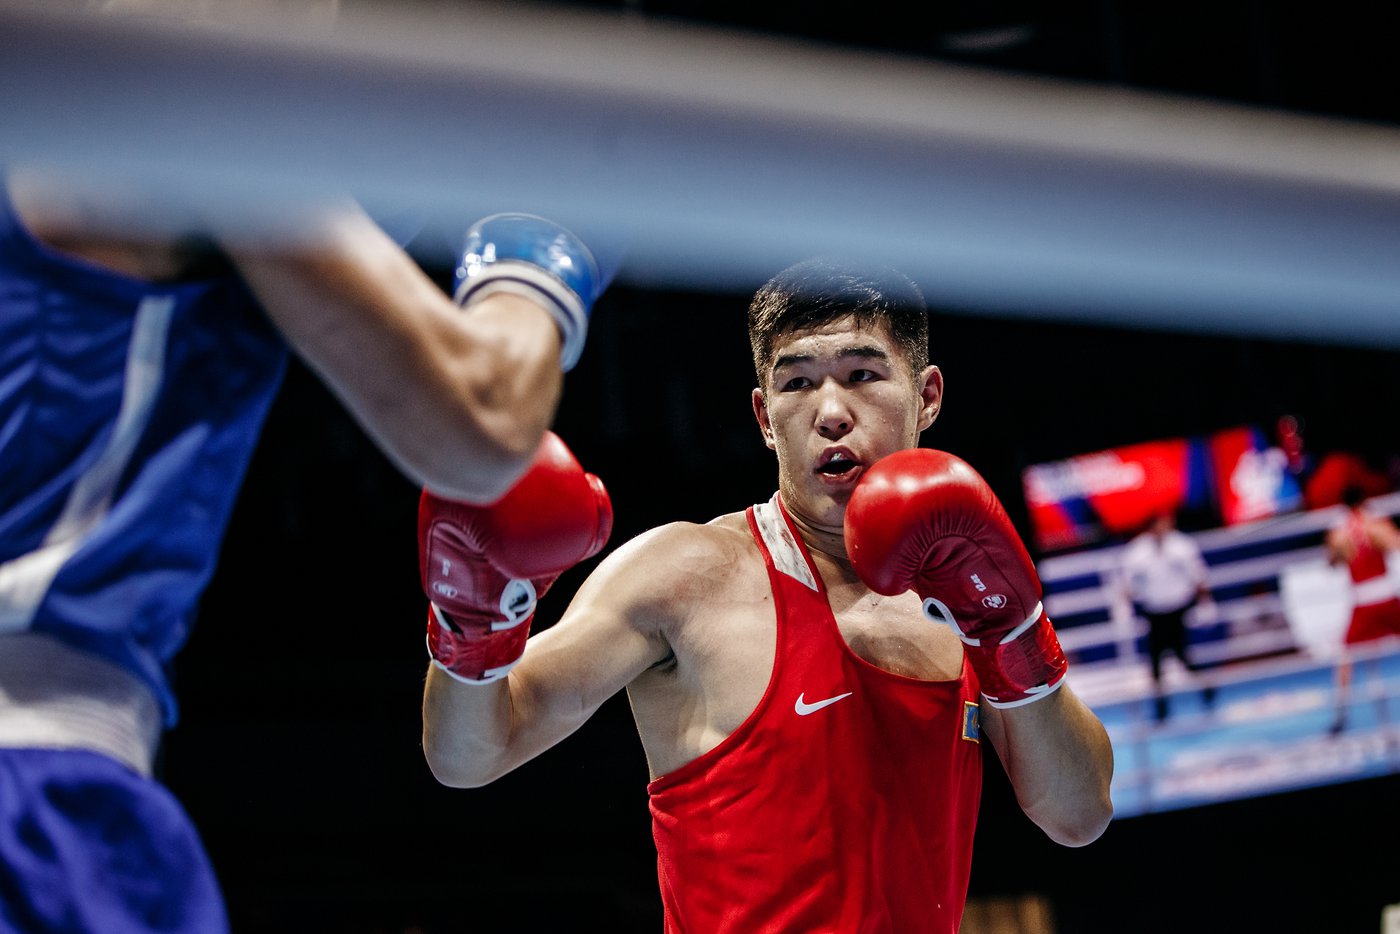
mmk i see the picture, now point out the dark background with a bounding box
[162,2,1400,931]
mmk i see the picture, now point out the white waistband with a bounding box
[0,633,161,777]
[1353,576,1399,607]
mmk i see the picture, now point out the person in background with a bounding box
[1324,483,1400,734]
[1120,509,1217,722]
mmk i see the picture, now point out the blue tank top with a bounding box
[0,182,288,726]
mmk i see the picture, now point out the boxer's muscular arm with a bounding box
[8,168,567,503]
[422,524,684,788]
[979,687,1114,847]
[222,202,563,503]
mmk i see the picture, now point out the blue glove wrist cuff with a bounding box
[453,213,600,371]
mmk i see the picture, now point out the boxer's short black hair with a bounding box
[748,257,930,387]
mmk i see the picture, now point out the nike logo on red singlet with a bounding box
[794,691,853,716]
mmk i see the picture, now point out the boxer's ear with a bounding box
[752,388,776,450]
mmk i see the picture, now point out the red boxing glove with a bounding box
[418,431,613,684]
[844,448,1067,708]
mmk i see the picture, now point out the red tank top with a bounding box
[1345,512,1388,585]
[647,494,983,933]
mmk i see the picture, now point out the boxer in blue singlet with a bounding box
[0,151,606,933]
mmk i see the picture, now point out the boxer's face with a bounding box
[752,315,941,533]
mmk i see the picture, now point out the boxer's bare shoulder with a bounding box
[594,513,778,771]
[585,511,766,627]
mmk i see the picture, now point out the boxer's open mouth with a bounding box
[816,450,859,476]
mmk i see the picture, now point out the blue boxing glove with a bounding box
[453,213,600,372]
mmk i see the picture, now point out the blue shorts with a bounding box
[0,748,228,934]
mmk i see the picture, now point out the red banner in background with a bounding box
[1023,425,1303,553]
[1023,438,1192,553]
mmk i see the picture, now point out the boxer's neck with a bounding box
[784,504,850,564]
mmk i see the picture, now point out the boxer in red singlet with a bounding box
[418,257,1114,932]
[1325,484,1400,733]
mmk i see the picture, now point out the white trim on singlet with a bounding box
[752,493,819,592]
[0,295,174,633]
[1353,576,1398,607]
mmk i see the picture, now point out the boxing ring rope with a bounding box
[5,0,1400,344]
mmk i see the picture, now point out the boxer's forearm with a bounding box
[984,686,1114,847]
[226,209,563,502]
[421,664,520,788]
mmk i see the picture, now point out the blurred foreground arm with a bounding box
[223,203,600,502]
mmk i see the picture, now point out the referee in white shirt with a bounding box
[1120,509,1217,722]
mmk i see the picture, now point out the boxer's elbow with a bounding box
[414,409,544,504]
[423,756,498,791]
[420,695,518,789]
[412,349,560,502]
[1031,792,1114,848]
[353,378,547,504]
[421,728,511,789]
